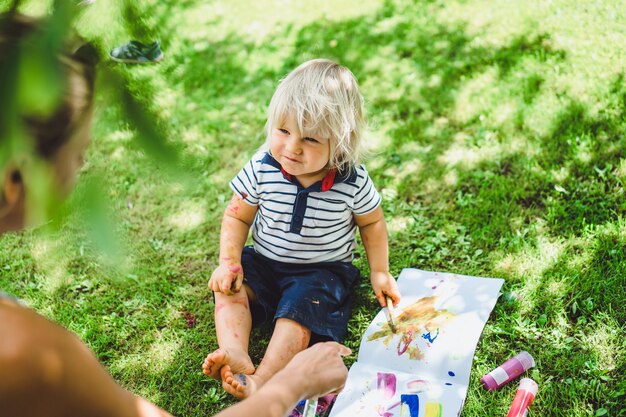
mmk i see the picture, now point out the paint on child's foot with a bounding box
[235,374,247,386]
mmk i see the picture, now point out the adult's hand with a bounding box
[213,342,351,417]
[280,341,351,399]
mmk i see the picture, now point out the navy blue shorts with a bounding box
[241,246,360,343]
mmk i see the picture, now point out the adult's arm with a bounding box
[214,342,351,417]
[0,301,173,417]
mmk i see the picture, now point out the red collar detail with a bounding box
[321,169,337,192]
[280,166,336,191]
[280,167,293,181]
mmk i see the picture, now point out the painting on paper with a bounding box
[329,269,504,417]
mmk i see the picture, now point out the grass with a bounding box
[1,0,625,416]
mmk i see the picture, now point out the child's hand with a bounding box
[208,263,244,295]
[370,271,401,307]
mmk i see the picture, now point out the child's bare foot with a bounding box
[220,365,268,399]
[202,348,254,379]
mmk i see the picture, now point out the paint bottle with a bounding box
[506,378,538,417]
[480,351,535,390]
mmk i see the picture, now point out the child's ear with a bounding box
[2,166,24,207]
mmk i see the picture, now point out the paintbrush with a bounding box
[302,397,318,417]
[386,295,397,333]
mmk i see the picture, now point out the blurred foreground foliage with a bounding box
[0,0,187,256]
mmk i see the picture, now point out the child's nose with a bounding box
[286,136,302,154]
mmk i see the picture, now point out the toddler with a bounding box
[202,59,400,399]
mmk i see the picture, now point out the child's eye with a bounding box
[278,128,289,134]
[304,137,319,143]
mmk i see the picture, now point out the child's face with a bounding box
[270,115,331,182]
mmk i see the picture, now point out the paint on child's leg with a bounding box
[231,297,249,309]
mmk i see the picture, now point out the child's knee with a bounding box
[242,283,257,302]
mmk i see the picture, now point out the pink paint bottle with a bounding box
[480,351,535,390]
[506,378,538,417]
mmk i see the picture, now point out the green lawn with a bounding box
[1,0,625,416]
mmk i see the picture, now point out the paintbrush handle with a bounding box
[386,296,395,315]
[302,397,318,417]
[386,296,397,332]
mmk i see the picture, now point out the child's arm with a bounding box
[355,206,401,307]
[208,193,258,295]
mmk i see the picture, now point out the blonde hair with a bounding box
[265,59,365,172]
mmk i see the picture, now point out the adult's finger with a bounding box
[321,341,352,356]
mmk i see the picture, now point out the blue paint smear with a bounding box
[400,394,419,417]
[421,328,440,343]
[448,371,455,377]
[445,382,453,386]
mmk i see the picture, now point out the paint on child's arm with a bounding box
[227,197,240,214]
[228,265,242,274]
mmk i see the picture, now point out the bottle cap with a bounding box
[516,351,535,370]
[519,378,538,395]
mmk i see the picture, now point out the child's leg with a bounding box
[221,317,310,399]
[202,287,255,379]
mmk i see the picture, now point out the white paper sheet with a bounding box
[329,269,504,417]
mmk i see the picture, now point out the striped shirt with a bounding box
[230,151,381,263]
